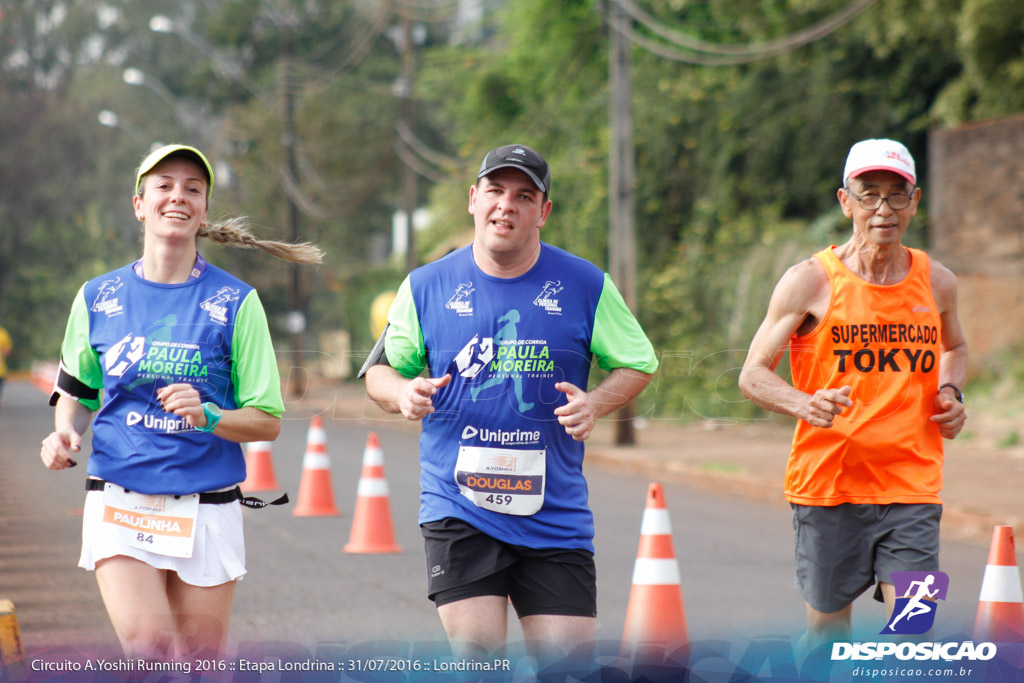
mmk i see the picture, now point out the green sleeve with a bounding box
[59,284,103,411]
[383,276,426,378]
[231,291,285,417]
[591,274,659,374]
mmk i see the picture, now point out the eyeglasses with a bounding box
[846,189,915,211]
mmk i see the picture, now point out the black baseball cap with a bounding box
[477,144,550,194]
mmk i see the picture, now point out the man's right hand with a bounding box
[399,374,452,421]
[802,386,853,428]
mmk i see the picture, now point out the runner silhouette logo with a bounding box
[882,571,949,635]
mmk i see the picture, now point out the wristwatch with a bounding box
[938,383,964,404]
[196,401,223,432]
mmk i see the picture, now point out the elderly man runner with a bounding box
[739,138,968,652]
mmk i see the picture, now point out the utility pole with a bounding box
[282,22,306,398]
[608,0,638,445]
[401,15,418,273]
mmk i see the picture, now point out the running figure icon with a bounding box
[469,309,534,413]
[887,574,939,631]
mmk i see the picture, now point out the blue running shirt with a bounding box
[55,261,284,495]
[385,243,658,551]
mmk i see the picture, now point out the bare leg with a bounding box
[879,581,896,620]
[436,596,509,660]
[94,556,177,660]
[520,614,595,666]
[796,602,852,660]
[167,574,236,657]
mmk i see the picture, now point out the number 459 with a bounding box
[485,494,512,505]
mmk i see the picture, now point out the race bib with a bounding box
[455,446,545,515]
[101,484,200,558]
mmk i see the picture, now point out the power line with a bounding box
[395,119,465,171]
[608,0,877,65]
[393,0,461,23]
[294,1,394,89]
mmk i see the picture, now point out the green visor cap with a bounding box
[135,144,215,198]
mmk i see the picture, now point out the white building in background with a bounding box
[390,207,433,262]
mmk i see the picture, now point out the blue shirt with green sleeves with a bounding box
[55,260,283,495]
[385,243,658,552]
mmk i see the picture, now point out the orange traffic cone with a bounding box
[973,525,1024,641]
[622,483,689,652]
[241,441,281,493]
[292,416,341,517]
[344,433,401,554]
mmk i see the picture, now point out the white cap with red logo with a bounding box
[843,139,916,186]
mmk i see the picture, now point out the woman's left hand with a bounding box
[157,383,208,429]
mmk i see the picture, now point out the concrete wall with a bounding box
[928,114,1024,366]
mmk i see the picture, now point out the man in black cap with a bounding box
[363,144,658,661]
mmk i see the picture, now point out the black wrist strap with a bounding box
[938,383,963,403]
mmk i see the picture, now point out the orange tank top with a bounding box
[786,246,944,506]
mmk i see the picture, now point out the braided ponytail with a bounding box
[198,217,323,264]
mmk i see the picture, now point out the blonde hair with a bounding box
[136,158,323,265]
[198,217,323,264]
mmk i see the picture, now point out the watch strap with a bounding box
[197,401,222,432]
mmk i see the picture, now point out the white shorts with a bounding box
[79,485,247,587]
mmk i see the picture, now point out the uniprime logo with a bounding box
[126,411,193,433]
[461,425,541,447]
[882,571,949,635]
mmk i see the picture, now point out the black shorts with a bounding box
[421,517,597,618]
[792,502,941,613]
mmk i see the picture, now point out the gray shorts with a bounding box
[791,503,941,613]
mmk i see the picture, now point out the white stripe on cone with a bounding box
[631,558,682,586]
[357,478,389,497]
[979,565,1024,603]
[640,508,673,536]
[302,453,330,470]
[363,447,384,466]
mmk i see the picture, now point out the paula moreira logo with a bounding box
[882,571,949,635]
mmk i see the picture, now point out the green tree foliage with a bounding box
[1,0,1020,420]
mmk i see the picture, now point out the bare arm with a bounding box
[364,364,452,421]
[40,395,94,469]
[738,260,853,427]
[157,383,281,442]
[929,261,968,438]
[554,367,653,442]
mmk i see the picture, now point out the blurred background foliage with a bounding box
[0,0,1020,421]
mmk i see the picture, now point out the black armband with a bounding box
[49,359,100,407]
[357,324,392,379]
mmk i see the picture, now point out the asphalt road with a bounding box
[0,378,997,668]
